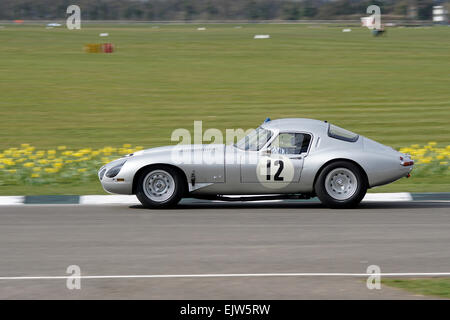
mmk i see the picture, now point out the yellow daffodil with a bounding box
[12,143,450,186]
[4,159,15,166]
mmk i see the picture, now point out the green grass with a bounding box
[0,23,449,195]
[383,278,450,299]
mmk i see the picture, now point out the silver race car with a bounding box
[98,118,413,208]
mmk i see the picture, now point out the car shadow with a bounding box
[129,199,450,211]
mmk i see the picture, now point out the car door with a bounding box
[187,144,225,183]
[240,132,311,184]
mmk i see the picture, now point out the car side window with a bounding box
[269,133,311,155]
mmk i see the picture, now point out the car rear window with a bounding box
[328,124,359,142]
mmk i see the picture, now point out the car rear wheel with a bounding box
[314,161,367,208]
[136,166,185,209]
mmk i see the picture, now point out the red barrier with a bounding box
[102,43,114,53]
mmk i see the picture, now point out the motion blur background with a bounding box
[0,0,449,195]
[0,0,447,21]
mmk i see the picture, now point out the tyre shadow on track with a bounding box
[129,200,450,210]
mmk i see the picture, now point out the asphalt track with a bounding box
[0,199,449,299]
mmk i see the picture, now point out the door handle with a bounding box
[290,156,302,160]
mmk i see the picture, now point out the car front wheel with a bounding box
[314,161,367,208]
[136,166,185,209]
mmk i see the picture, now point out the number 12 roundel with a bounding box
[256,156,295,188]
[266,159,284,181]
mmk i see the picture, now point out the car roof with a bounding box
[260,118,329,134]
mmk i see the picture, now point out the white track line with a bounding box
[363,192,412,202]
[79,195,139,205]
[1,272,450,281]
[0,196,24,205]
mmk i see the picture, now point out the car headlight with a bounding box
[105,160,126,178]
[99,168,106,180]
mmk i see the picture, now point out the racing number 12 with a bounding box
[266,159,284,181]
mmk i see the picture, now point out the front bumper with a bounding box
[98,160,133,194]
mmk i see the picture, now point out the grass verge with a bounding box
[383,278,450,299]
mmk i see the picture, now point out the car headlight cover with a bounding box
[99,168,106,180]
[105,160,126,178]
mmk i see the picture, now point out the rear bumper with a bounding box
[368,160,414,188]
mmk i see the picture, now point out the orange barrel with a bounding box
[84,44,102,53]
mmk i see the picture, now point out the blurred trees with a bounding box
[0,0,442,20]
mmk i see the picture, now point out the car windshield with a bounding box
[234,127,273,151]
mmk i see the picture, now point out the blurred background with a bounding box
[0,0,449,195]
[0,0,448,21]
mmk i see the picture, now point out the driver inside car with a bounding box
[270,133,304,155]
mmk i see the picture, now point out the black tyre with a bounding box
[314,161,367,209]
[136,165,185,209]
